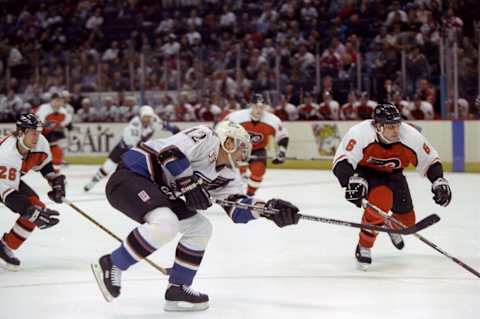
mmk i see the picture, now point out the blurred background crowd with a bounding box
[1,0,480,123]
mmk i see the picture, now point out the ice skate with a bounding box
[164,284,209,312]
[91,255,122,302]
[0,240,20,271]
[355,244,371,271]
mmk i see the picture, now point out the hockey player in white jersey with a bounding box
[84,106,179,192]
[332,104,451,270]
[90,121,300,311]
[0,114,65,270]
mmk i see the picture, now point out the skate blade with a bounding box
[91,263,114,303]
[0,260,20,272]
[356,261,370,271]
[164,300,209,312]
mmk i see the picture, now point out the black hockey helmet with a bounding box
[373,103,401,125]
[16,113,42,132]
[251,93,264,105]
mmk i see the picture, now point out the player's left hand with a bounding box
[263,198,300,227]
[431,177,451,207]
[271,149,286,165]
[47,173,66,203]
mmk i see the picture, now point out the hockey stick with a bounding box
[216,199,440,235]
[249,155,330,161]
[62,198,168,275]
[362,199,480,278]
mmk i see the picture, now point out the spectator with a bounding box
[0,89,23,121]
[405,95,434,120]
[340,91,359,121]
[355,92,377,120]
[98,96,121,122]
[318,92,340,120]
[76,98,97,122]
[274,94,298,121]
[297,93,320,120]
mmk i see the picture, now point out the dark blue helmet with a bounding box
[16,113,42,132]
[251,93,264,105]
[373,103,401,125]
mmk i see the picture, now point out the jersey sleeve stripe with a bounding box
[1,188,15,202]
[332,155,347,168]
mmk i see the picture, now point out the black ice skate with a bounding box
[0,240,20,271]
[91,254,122,302]
[355,244,372,271]
[386,220,405,250]
[164,283,209,312]
[388,232,405,250]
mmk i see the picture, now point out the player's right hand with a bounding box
[25,206,60,229]
[264,199,300,227]
[345,175,368,207]
[176,175,212,210]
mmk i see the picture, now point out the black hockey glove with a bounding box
[345,175,368,208]
[431,177,451,207]
[47,173,66,203]
[264,199,300,228]
[177,175,212,210]
[272,149,286,165]
[24,206,60,229]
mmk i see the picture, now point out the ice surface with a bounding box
[0,166,478,319]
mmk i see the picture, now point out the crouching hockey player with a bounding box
[91,121,300,311]
[332,103,451,270]
[0,114,65,270]
[84,105,179,192]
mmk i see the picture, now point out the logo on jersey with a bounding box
[137,190,151,202]
[367,157,401,169]
[248,131,264,144]
[208,151,217,163]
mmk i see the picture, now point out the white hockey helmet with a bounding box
[215,121,252,166]
[139,105,155,118]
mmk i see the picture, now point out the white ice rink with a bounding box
[0,165,479,319]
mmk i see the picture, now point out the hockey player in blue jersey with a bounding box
[90,121,300,311]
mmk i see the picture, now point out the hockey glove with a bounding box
[346,175,368,208]
[24,206,60,229]
[264,199,300,228]
[164,122,180,135]
[47,173,66,203]
[177,175,212,210]
[431,177,451,207]
[272,148,286,165]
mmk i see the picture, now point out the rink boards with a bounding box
[0,120,478,172]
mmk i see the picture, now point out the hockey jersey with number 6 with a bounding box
[333,120,439,176]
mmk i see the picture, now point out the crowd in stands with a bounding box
[1,0,479,122]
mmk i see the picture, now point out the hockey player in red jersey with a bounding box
[0,114,65,270]
[35,93,72,167]
[332,104,451,270]
[224,94,289,196]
